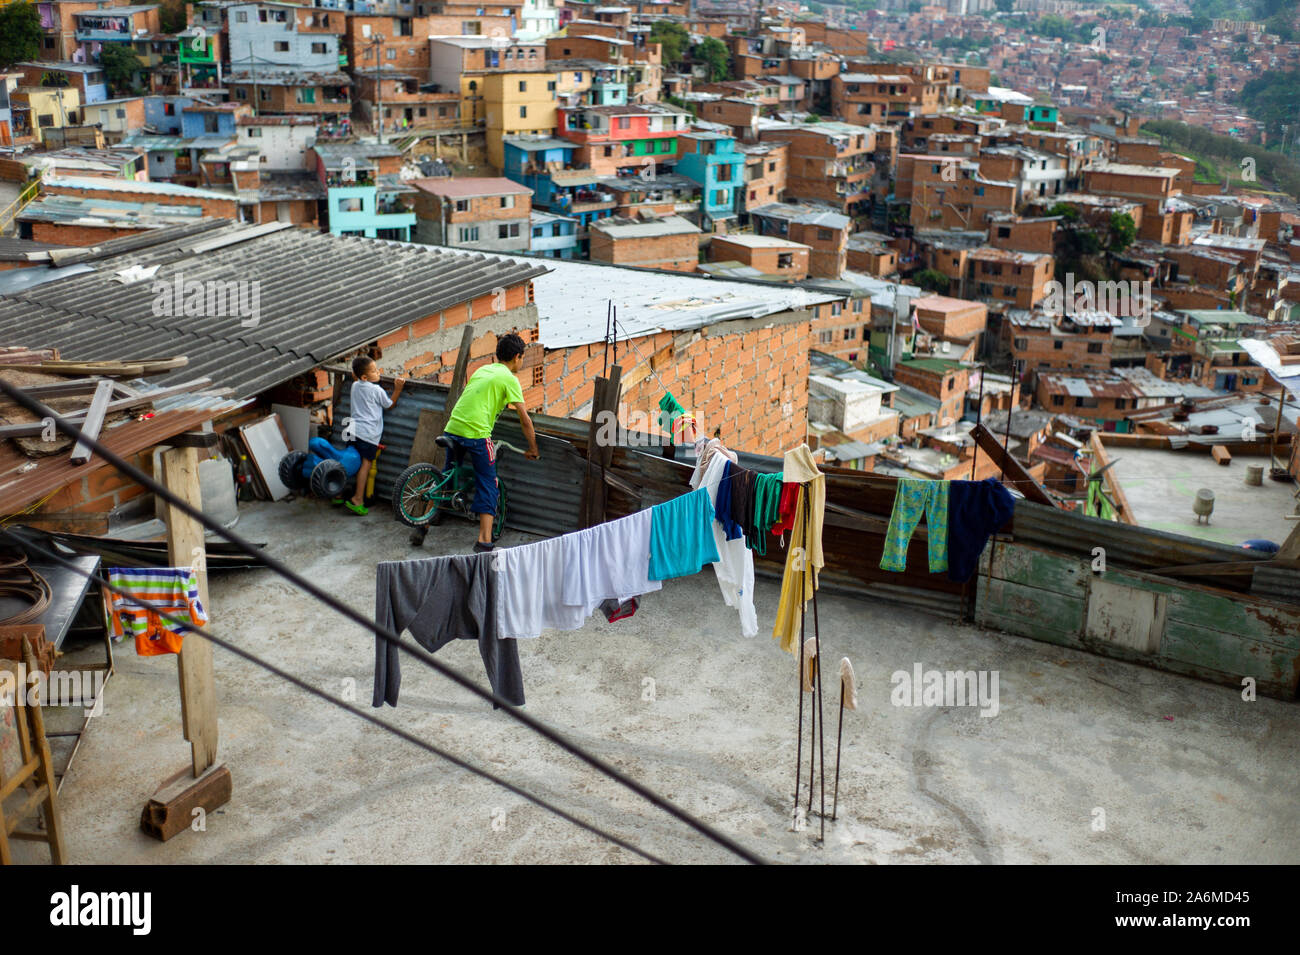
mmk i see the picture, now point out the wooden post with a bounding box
[161,445,218,776]
[969,422,1056,507]
[408,325,475,546]
[581,365,621,528]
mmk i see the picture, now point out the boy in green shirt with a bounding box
[443,332,539,551]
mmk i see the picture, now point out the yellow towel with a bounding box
[772,444,826,655]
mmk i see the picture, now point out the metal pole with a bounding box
[832,681,844,821]
[811,529,825,842]
[793,596,805,816]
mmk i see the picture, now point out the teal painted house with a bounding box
[674,131,742,229]
[315,144,415,241]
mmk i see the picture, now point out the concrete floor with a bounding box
[29,499,1300,864]
[1109,448,1299,546]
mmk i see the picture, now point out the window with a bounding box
[1053,340,1064,350]
[547,81,555,92]
[500,195,515,209]
[163,102,175,116]
[843,328,854,341]
[818,330,833,344]
[768,161,776,173]
[115,108,126,119]
[533,226,543,238]
[1051,394,1064,407]
[831,302,842,316]
[259,88,271,102]
[1087,342,1103,354]
[574,72,583,82]
[518,80,527,92]
[1076,397,1098,409]
[454,199,469,212]
[312,42,326,54]
[246,127,262,137]
[235,10,247,21]
[234,88,247,100]
[717,164,731,182]
[1114,399,1127,410]
[777,253,793,269]
[275,41,289,52]
[498,223,520,238]
[387,48,395,60]
[458,226,480,242]
[519,106,527,118]
[338,197,362,212]
[295,87,314,104]
[617,117,630,130]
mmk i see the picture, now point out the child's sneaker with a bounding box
[472,541,494,553]
[344,501,368,516]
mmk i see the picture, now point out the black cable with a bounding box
[0,379,765,865]
[7,530,669,865]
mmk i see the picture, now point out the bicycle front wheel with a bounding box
[392,463,449,527]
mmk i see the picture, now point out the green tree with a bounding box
[98,44,144,97]
[1046,202,1080,222]
[0,2,42,69]
[650,21,689,70]
[1107,212,1136,252]
[913,269,950,294]
[994,0,1014,10]
[693,37,730,83]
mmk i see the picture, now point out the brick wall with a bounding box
[371,281,542,407]
[589,229,699,271]
[27,450,153,534]
[42,181,238,218]
[29,221,149,245]
[540,316,811,455]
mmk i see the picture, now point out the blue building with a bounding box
[315,144,415,241]
[143,95,197,136]
[502,135,615,230]
[179,102,241,139]
[674,131,742,230]
[529,210,579,258]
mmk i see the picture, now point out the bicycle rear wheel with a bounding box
[392,463,449,527]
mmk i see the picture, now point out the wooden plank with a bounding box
[161,446,218,777]
[974,577,1087,648]
[239,416,291,501]
[969,422,1056,507]
[139,763,232,842]
[69,379,113,466]
[0,378,216,438]
[1159,620,1298,697]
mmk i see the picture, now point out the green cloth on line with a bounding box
[657,391,687,444]
[880,478,949,574]
[748,471,784,556]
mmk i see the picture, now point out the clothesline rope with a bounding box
[6,530,672,865]
[0,378,766,867]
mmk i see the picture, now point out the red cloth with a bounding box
[770,481,799,536]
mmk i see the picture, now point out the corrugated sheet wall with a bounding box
[334,377,587,538]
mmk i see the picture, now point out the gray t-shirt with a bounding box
[350,379,392,444]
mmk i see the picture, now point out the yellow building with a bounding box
[14,86,82,144]
[482,71,558,170]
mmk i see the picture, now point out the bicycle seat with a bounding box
[435,434,455,450]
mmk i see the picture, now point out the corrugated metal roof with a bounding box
[0,222,550,400]
[533,258,837,349]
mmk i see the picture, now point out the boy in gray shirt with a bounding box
[345,355,406,515]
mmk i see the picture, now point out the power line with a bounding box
[3,530,669,864]
[0,378,765,865]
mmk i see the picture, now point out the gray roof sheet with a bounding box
[0,221,549,399]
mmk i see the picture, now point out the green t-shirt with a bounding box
[445,362,524,440]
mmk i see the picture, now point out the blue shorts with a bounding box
[350,439,379,461]
[443,433,498,515]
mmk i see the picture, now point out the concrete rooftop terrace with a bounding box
[1108,449,1298,547]
[34,500,1300,864]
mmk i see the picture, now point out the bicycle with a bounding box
[391,435,524,541]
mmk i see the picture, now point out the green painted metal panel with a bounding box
[975,577,1087,645]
